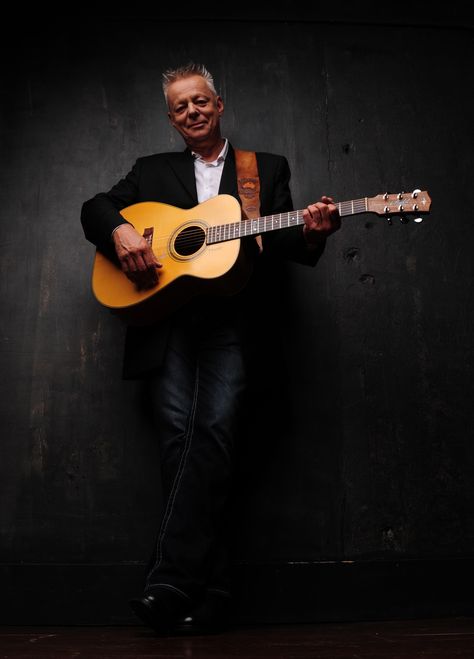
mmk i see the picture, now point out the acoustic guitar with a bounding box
[91,190,431,326]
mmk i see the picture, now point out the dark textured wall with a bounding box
[1,16,473,621]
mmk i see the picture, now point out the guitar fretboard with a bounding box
[206,198,368,245]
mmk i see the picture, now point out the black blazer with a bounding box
[81,144,324,378]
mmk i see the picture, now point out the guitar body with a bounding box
[92,194,250,326]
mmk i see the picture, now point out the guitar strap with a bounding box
[234,149,263,252]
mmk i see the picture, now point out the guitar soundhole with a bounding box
[174,225,206,256]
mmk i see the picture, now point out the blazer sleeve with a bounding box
[262,155,326,267]
[80,159,141,253]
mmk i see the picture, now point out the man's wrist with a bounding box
[111,222,132,241]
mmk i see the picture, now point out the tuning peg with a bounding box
[399,215,409,224]
[387,217,393,226]
[413,217,423,223]
[412,189,421,198]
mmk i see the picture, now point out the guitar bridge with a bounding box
[143,227,154,246]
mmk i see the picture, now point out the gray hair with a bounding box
[162,63,217,104]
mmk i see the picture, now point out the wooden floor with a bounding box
[1,618,474,658]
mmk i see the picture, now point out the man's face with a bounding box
[167,75,224,147]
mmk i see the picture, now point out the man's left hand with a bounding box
[303,196,341,247]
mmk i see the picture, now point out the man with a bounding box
[81,62,341,634]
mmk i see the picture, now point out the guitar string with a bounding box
[149,209,417,254]
[136,200,375,251]
[131,196,417,249]
[150,224,300,250]
[141,212,307,248]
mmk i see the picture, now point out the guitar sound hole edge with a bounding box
[172,223,207,259]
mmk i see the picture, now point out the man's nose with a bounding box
[188,103,200,117]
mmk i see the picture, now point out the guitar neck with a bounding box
[206,198,368,245]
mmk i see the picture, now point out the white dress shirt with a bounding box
[192,139,229,203]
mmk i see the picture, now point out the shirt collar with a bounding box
[192,138,229,164]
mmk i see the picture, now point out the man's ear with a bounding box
[216,96,224,116]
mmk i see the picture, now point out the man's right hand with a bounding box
[112,224,162,290]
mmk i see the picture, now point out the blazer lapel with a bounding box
[218,144,238,198]
[166,150,198,205]
[166,143,238,205]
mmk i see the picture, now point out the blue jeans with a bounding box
[144,301,248,608]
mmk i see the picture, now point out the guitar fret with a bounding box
[338,198,367,217]
[207,198,378,244]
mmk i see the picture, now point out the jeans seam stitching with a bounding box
[146,362,200,586]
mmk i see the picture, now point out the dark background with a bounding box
[1,9,473,623]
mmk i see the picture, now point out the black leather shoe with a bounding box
[172,591,233,635]
[129,594,191,634]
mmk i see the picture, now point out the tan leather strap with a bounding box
[234,149,262,251]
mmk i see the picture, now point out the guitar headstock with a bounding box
[367,189,431,224]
